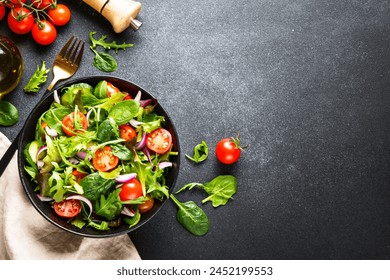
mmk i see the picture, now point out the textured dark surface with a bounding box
[1,0,390,259]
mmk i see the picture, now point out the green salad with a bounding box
[23,80,177,231]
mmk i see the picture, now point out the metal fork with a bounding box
[0,36,84,177]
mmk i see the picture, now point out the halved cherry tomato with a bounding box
[119,178,143,201]
[0,5,5,22]
[7,7,34,35]
[119,124,136,141]
[107,82,120,97]
[138,195,154,213]
[53,199,82,218]
[146,128,172,154]
[92,146,119,172]
[48,4,71,26]
[31,20,57,45]
[61,112,88,136]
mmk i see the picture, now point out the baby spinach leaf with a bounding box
[170,194,209,236]
[92,49,117,72]
[97,118,119,142]
[176,175,237,207]
[94,80,109,99]
[108,100,140,125]
[80,172,117,201]
[111,144,132,161]
[0,100,18,126]
[185,141,208,163]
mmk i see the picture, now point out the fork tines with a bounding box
[58,35,84,66]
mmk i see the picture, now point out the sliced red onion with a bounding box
[139,99,153,108]
[134,90,142,102]
[45,126,58,137]
[76,151,87,159]
[86,109,93,123]
[129,119,144,128]
[158,161,172,169]
[143,147,153,165]
[36,146,48,162]
[121,206,135,217]
[135,132,147,150]
[37,194,54,202]
[69,157,79,164]
[66,195,93,218]
[37,160,44,170]
[53,90,61,104]
[115,173,137,183]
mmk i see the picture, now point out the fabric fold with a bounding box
[0,132,140,260]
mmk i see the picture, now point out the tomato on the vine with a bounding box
[146,128,172,154]
[32,0,54,9]
[119,178,143,201]
[48,3,71,26]
[0,5,5,22]
[7,7,34,35]
[215,136,246,164]
[31,20,57,45]
[7,0,27,8]
[53,199,82,218]
[92,146,119,172]
[61,111,88,136]
[119,124,137,141]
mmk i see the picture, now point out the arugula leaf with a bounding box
[23,60,50,93]
[89,31,134,53]
[185,141,208,163]
[176,175,237,207]
[95,189,123,220]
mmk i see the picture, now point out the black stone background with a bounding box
[1,0,390,259]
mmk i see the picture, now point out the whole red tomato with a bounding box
[48,3,71,26]
[7,6,34,35]
[215,136,246,164]
[0,5,5,22]
[31,20,57,45]
[119,178,143,201]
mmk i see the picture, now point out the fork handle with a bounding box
[82,0,142,32]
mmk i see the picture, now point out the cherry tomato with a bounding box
[7,0,27,8]
[72,169,87,182]
[107,82,120,97]
[215,137,242,164]
[119,178,143,201]
[119,124,137,141]
[138,195,154,213]
[146,128,172,154]
[53,199,82,218]
[92,146,119,172]
[32,0,54,9]
[61,112,88,136]
[7,7,34,35]
[31,20,57,45]
[0,5,5,22]
[48,4,71,26]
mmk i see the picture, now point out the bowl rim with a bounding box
[17,75,180,238]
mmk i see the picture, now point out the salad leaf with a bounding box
[0,100,18,126]
[23,60,50,93]
[94,80,109,99]
[108,100,140,125]
[91,50,117,72]
[170,194,209,236]
[97,118,119,142]
[176,175,237,207]
[185,141,208,163]
[123,208,141,228]
[89,31,134,53]
[95,189,122,220]
[80,172,117,201]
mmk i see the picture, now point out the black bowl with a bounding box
[18,76,180,238]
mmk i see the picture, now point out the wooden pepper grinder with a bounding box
[82,0,142,33]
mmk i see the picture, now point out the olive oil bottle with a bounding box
[0,35,23,99]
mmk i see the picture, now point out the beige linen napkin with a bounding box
[0,132,140,260]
